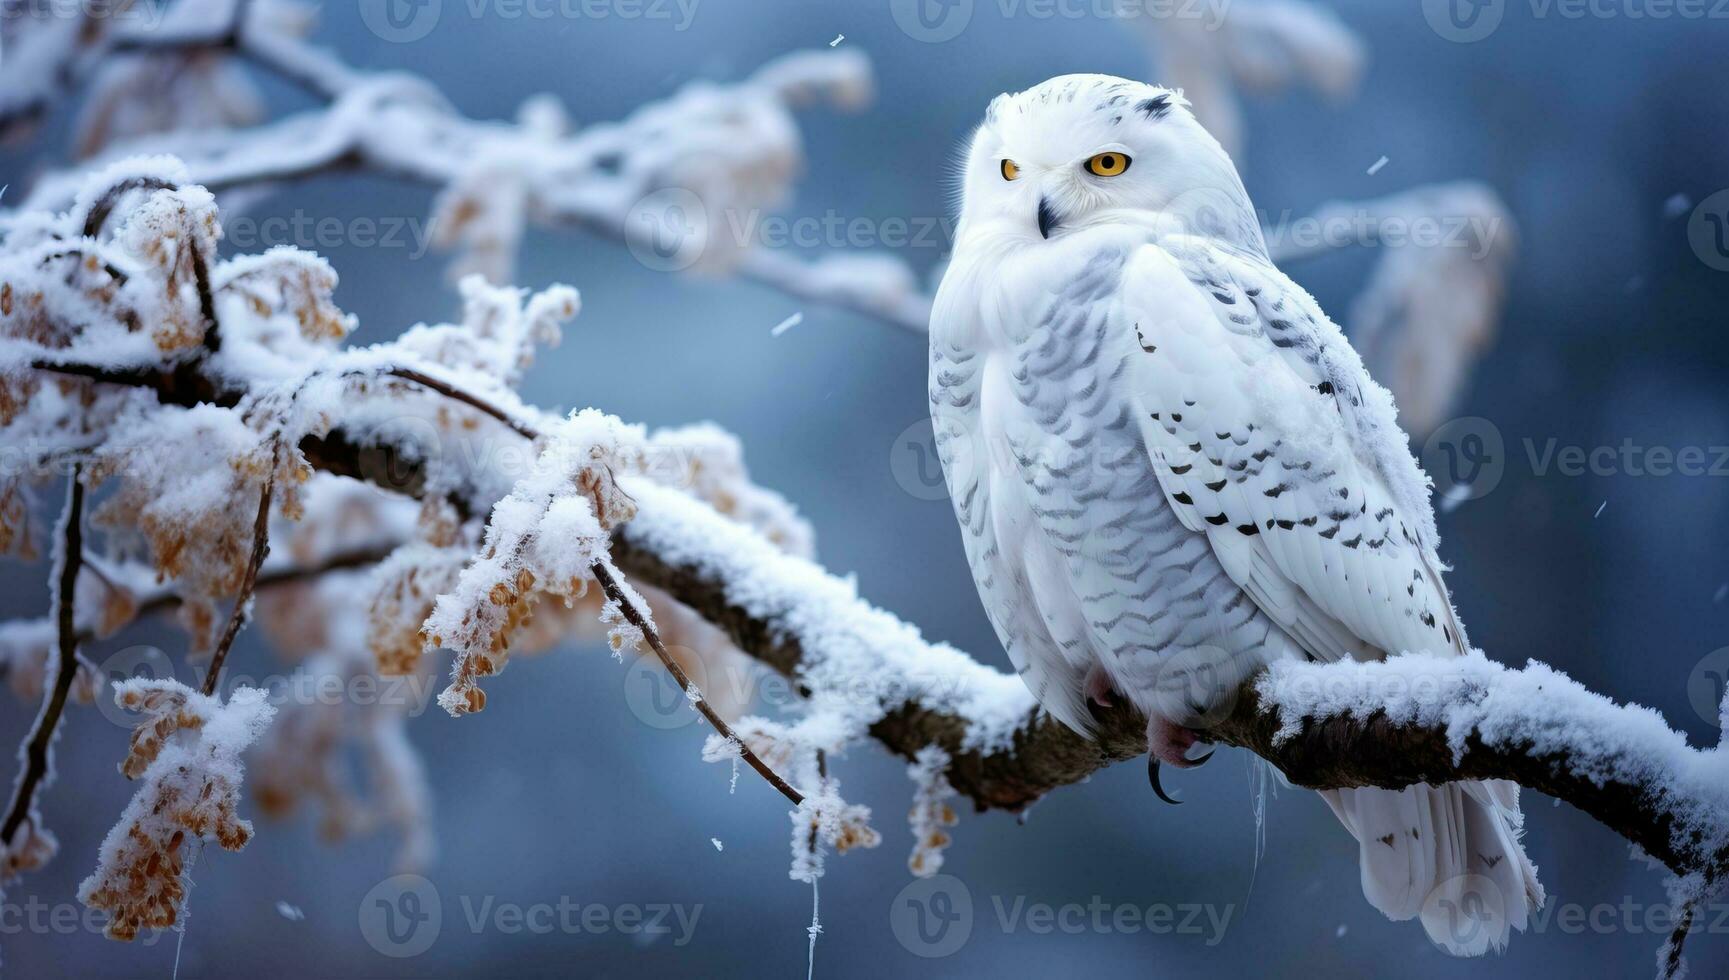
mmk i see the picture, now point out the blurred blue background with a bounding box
[5,0,1729,976]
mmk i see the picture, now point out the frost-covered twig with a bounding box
[200,439,277,695]
[0,469,85,871]
[6,14,928,330]
[592,562,804,806]
[0,0,349,132]
[0,541,393,688]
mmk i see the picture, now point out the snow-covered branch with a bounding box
[609,479,1729,893]
[5,1,929,329]
[1217,656,1729,883]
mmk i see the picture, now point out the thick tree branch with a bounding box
[26,334,1727,893]
[607,486,1729,890]
[1209,659,1729,883]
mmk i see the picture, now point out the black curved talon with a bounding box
[1149,757,1182,805]
[1188,748,1214,767]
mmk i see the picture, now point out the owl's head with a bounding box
[954,74,1263,252]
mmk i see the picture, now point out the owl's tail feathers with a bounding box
[1321,780,1543,956]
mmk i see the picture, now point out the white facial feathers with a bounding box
[957,74,1263,254]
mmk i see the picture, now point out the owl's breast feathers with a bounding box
[932,227,1467,732]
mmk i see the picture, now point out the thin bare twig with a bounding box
[199,441,278,696]
[1,467,86,848]
[23,351,810,807]
[0,542,395,693]
[591,561,804,806]
[0,0,349,131]
[382,367,540,440]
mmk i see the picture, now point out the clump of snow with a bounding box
[426,408,645,715]
[620,479,1038,755]
[788,779,879,885]
[80,681,275,940]
[392,275,577,387]
[906,746,959,878]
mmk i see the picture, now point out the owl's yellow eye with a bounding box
[1084,152,1131,177]
[1000,159,1020,181]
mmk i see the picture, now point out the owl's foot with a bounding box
[1146,716,1212,806]
[1083,664,1115,709]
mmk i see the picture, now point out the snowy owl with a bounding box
[928,74,1542,954]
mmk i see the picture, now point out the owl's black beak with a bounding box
[1037,196,1058,239]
